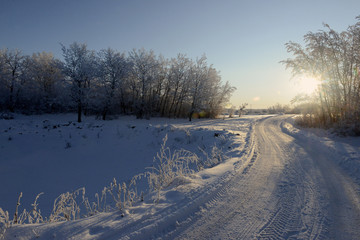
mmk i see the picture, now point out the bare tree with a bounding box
[188,56,208,121]
[238,103,248,117]
[162,54,191,117]
[61,42,96,122]
[281,16,360,133]
[128,48,159,119]
[0,49,25,112]
[22,52,63,112]
[97,48,129,119]
[0,45,236,120]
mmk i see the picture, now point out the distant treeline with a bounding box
[0,43,235,122]
[282,16,360,134]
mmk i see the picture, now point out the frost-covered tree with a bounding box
[151,55,168,115]
[97,48,129,119]
[0,45,235,120]
[186,56,235,120]
[61,42,96,122]
[206,75,236,118]
[128,48,160,119]
[162,54,192,117]
[188,56,208,121]
[21,52,64,112]
[282,16,360,132]
[0,51,8,110]
[267,103,291,114]
[0,49,25,112]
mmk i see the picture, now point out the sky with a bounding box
[1,0,360,109]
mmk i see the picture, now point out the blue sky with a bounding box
[1,0,360,108]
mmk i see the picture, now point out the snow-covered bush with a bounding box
[82,175,143,217]
[104,178,123,211]
[0,192,45,239]
[24,193,44,224]
[0,208,9,239]
[0,124,233,234]
[147,134,199,201]
[49,188,83,222]
[199,144,228,168]
[82,193,98,217]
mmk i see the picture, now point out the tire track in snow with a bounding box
[168,118,287,239]
[107,116,359,239]
[161,120,262,240]
[172,116,337,239]
[255,116,360,239]
[256,117,329,240]
[297,136,360,239]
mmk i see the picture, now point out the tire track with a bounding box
[173,116,333,240]
[164,122,262,240]
[118,116,359,239]
[169,118,289,239]
[256,117,330,240]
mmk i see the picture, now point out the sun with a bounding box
[296,76,321,94]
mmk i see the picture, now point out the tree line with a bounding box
[282,16,360,134]
[0,43,235,122]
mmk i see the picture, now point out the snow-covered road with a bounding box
[168,116,360,239]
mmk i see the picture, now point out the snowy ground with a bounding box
[1,114,266,239]
[282,117,360,185]
[2,114,360,239]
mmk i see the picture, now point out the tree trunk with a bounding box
[189,110,194,121]
[77,102,82,123]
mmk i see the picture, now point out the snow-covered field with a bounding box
[1,114,360,239]
[0,114,267,239]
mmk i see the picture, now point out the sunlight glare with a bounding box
[296,76,320,94]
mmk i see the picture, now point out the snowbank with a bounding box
[281,116,360,184]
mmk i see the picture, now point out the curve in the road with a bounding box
[171,116,360,240]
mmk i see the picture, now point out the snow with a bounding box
[281,116,360,184]
[0,114,266,239]
[167,115,360,239]
[2,114,360,239]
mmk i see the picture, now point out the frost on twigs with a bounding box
[0,208,9,239]
[199,144,228,168]
[83,175,143,217]
[0,192,45,239]
[13,192,22,224]
[147,134,199,202]
[25,192,44,224]
[0,129,231,231]
[49,188,83,222]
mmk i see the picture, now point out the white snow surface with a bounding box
[2,114,360,239]
[282,117,360,184]
[1,114,265,239]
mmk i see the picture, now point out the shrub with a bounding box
[49,188,83,222]
[147,134,199,201]
[0,208,9,239]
